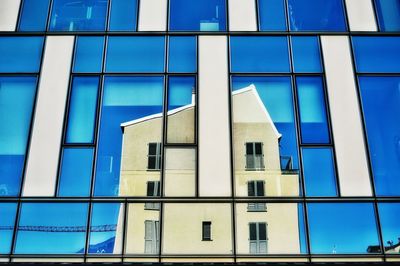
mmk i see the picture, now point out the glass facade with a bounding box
[0,0,399,264]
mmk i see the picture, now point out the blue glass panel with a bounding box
[88,203,122,254]
[74,37,104,73]
[0,203,17,254]
[296,77,329,143]
[230,37,290,73]
[375,0,400,31]
[49,0,108,31]
[0,77,37,197]
[18,0,51,31]
[232,76,299,170]
[308,203,380,254]
[65,77,99,143]
[0,37,43,73]
[168,76,195,110]
[352,37,400,73]
[359,77,400,196]
[291,36,322,73]
[109,0,137,31]
[169,0,226,31]
[302,148,337,197]
[95,76,164,196]
[168,36,196,73]
[15,203,88,254]
[288,0,346,31]
[258,0,287,31]
[378,203,400,252]
[58,148,93,197]
[106,36,165,73]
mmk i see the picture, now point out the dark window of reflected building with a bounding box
[247,181,266,211]
[148,143,162,171]
[249,222,267,254]
[202,221,212,241]
[145,181,161,210]
[169,0,226,31]
[246,142,264,170]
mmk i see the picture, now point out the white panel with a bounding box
[199,36,231,196]
[0,0,21,31]
[228,0,257,31]
[345,0,377,31]
[23,36,74,196]
[321,36,372,196]
[138,0,167,31]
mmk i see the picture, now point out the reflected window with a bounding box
[169,0,226,31]
[258,0,287,31]
[202,221,212,241]
[359,76,400,196]
[0,37,43,73]
[352,37,400,73]
[14,203,88,254]
[88,203,122,254]
[247,181,266,212]
[307,203,380,254]
[106,36,165,73]
[18,0,50,31]
[246,143,264,170]
[249,222,267,254]
[0,77,37,197]
[95,76,163,196]
[109,0,138,31]
[288,0,346,31]
[49,0,108,31]
[230,36,290,73]
[144,220,160,254]
[73,37,104,73]
[378,203,400,253]
[145,181,160,210]
[0,203,17,254]
[147,143,162,170]
[375,0,400,31]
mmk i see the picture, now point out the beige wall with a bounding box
[167,107,195,143]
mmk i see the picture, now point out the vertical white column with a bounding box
[0,0,21,31]
[198,36,231,197]
[23,36,74,196]
[345,0,377,31]
[321,36,372,196]
[138,0,167,31]
[228,0,257,31]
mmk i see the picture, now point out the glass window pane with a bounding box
[307,203,380,254]
[49,0,108,31]
[106,36,165,73]
[0,77,37,197]
[167,76,195,143]
[109,0,138,31]
[230,37,290,73]
[288,0,346,31]
[168,36,196,73]
[378,203,400,253]
[302,148,337,197]
[65,76,99,143]
[359,76,400,196]
[291,36,322,73]
[18,0,51,31]
[0,203,17,254]
[89,203,123,254]
[15,203,88,254]
[296,76,329,143]
[232,77,300,197]
[58,148,93,197]
[95,76,164,196]
[73,37,104,73]
[258,0,287,31]
[352,37,400,73]
[375,0,400,31]
[0,37,44,73]
[169,0,226,31]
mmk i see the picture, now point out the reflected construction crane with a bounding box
[0,224,116,232]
